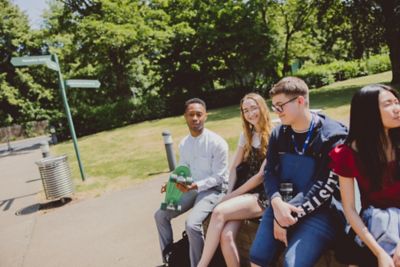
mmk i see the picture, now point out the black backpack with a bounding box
[162,231,227,267]
[163,231,190,267]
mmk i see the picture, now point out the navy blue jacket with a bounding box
[264,112,348,218]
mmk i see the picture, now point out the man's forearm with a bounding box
[297,171,339,218]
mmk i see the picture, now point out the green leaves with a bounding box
[2,0,399,136]
[0,0,59,125]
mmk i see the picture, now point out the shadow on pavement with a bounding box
[148,171,170,176]
[26,178,41,183]
[0,192,41,211]
[15,197,72,216]
[0,143,41,158]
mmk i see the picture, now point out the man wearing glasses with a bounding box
[249,77,348,267]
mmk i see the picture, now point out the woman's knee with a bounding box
[210,205,227,224]
[220,226,235,245]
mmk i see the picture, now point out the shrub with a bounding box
[365,54,391,74]
[296,66,335,88]
[328,60,367,81]
[296,54,390,89]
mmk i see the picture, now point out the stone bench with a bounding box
[204,217,347,267]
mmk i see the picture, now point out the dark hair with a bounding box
[184,98,206,113]
[347,84,400,190]
[269,77,309,99]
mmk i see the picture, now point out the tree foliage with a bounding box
[0,0,60,126]
[1,0,399,135]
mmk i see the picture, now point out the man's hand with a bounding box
[176,182,198,193]
[271,197,303,227]
[160,183,167,193]
[273,220,288,246]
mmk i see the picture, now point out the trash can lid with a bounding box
[35,154,68,167]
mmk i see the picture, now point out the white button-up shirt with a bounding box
[179,128,229,192]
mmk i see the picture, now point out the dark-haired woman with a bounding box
[330,84,400,267]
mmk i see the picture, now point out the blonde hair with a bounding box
[240,93,272,160]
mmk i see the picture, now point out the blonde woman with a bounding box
[198,93,272,267]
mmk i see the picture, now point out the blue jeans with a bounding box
[249,207,337,267]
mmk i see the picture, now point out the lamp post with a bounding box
[162,130,176,171]
[5,115,13,152]
[50,125,57,145]
[6,133,13,152]
[40,141,50,158]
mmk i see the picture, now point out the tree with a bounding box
[156,0,278,103]
[375,0,400,84]
[266,0,319,75]
[347,0,384,59]
[315,0,399,84]
[0,0,58,125]
[42,0,172,103]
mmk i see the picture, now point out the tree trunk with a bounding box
[109,48,130,98]
[282,33,291,76]
[388,36,400,85]
[378,0,400,84]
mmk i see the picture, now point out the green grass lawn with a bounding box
[53,71,394,195]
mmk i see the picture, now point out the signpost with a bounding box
[11,55,59,71]
[11,54,101,182]
[65,80,101,88]
[11,55,52,66]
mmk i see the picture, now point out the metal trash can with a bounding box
[35,155,74,200]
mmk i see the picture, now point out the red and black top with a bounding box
[329,144,400,209]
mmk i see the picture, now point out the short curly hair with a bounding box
[184,98,206,113]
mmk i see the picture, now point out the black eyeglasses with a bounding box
[271,96,298,113]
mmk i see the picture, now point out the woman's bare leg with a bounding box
[197,194,263,267]
[220,220,241,267]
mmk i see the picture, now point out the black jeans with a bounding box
[334,227,378,267]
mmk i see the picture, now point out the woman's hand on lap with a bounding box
[392,243,400,267]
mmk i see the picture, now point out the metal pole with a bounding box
[162,130,176,171]
[6,128,13,152]
[50,126,58,145]
[40,141,50,158]
[53,54,86,181]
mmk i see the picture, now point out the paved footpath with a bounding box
[0,143,187,267]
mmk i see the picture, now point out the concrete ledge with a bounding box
[204,217,346,267]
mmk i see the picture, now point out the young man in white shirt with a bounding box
[154,98,229,267]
